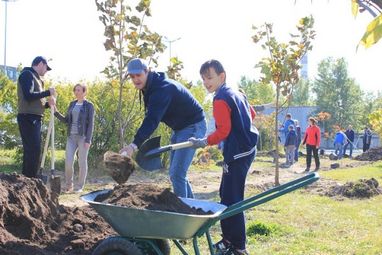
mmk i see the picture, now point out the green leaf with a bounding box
[351,0,359,17]
[359,14,382,48]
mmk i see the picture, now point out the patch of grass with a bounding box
[321,161,382,183]
[247,220,290,242]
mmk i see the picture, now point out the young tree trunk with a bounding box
[274,86,280,186]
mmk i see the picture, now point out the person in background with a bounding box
[343,125,355,158]
[54,83,95,193]
[120,58,206,198]
[362,126,372,152]
[284,125,297,166]
[279,113,295,143]
[189,60,258,255]
[17,56,55,178]
[302,117,321,172]
[334,127,347,160]
[294,120,302,162]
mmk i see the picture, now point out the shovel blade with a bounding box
[49,171,61,195]
[136,136,163,171]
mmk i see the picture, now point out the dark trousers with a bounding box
[343,142,353,157]
[17,114,42,178]
[363,143,370,152]
[220,150,256,250]
[306,144,319,170]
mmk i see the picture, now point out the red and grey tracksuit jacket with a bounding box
[207,83,258,163]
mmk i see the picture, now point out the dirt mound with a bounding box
[0,173,114,255]
[103,151,136,184]
[100,183,212,215]
[354,147,382,161]
[326,178,382,199]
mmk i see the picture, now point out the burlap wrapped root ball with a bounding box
[103,151,136,184]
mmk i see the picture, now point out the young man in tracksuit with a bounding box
[120,58,206,199]
[189,60,258,255]
[17,56,55,178]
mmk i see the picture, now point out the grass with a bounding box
[321,162,382,183]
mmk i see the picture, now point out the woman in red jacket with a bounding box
[302,117,321,172]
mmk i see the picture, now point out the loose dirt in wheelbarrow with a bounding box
[98,183,213,215]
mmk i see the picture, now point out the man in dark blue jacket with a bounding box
[17,56,55,178]
[343,125,355,158]
[120,58,206,198]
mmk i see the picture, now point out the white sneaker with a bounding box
[75,189,83,193]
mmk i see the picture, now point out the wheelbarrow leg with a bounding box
[173,240,189,255]
[206,231,215,255]
[193,237,201,255]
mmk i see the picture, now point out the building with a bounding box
[0,66,18,81]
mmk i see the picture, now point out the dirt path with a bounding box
[59,157,373,207]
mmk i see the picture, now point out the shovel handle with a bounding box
[171,141,193,150]
[144,141,194,158]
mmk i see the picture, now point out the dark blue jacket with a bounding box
[214,84,258,163]
[345,129,354,142]
[133,72,204,147]
[284,130,297,146]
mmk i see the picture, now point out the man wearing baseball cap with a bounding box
[120,58,206,198]
[17,56,55,178]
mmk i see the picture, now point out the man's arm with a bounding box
[19,71,52,101]
[133,90,172,148]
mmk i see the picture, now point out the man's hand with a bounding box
[84,143,91,149]
[49,87,56,97]
[119,143,137,157]
[48,96,56,107]
[188,137,207,149]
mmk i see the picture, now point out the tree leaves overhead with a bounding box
[359,13,382,48]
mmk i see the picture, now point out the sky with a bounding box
[1,0,381,94]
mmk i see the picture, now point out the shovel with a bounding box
[37,111,53,184]
[135,136,193,171]
[49,106,61,195]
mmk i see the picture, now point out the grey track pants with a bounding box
[65,134,89,190]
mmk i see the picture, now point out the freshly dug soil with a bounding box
[103,151,136,184]
[325,178,382,199]
[354,147,382,161]
[0,173,115,255]
[100,183,213,215]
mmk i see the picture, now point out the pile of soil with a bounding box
[103,151,136,184]
[354,147,382,161]
[325,178,382,199]
[100,183,212,215]
[0,173,115,255]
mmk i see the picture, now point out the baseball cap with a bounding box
[32,56,52,71]
[127,58,148,74]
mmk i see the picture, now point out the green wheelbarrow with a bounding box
[81,173,319,255]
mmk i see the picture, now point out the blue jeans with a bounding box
[169,119,206,198]
[343,142,353,157]
[334,143,344,159]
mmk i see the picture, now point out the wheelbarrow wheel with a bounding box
[151,239,171,255]
[92,236,143,255]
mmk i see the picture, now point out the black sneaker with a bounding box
[314,167,319,172]
[214,239,231,254]
[304,168,310,172]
